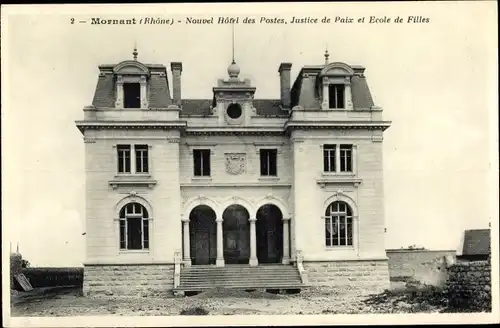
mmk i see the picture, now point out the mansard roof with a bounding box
[92,62,172,108]
[290,63,375,109]
[180,99,288,117]
[91,59,377,114]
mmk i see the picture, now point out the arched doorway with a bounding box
[189,205,217,265]
[222,205,250,264]
[256,204,283,264]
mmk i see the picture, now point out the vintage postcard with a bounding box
[1,1,498,327]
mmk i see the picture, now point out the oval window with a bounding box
[227,103,242,119]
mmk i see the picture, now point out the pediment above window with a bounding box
[113,60,150,75]
[320,62,354,77]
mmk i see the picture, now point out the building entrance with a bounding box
[189,205,217,265]
[256,204,283,264]
[222,204,250,264]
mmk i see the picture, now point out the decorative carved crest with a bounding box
[225,153,246,175]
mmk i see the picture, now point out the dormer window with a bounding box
[319,62,354,111]
[112,60,150,109]
[124,83,141,108]
[328,84,345,109]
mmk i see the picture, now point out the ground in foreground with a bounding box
[10,283,461,316]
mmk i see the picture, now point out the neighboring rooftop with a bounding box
[461,229,491,256]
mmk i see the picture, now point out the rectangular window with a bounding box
[328,84,345,109]
[325,217,354,247]
[323,145,336,172]
[340,144,353,172]
[135,145,149,173]
[123,83,141,108]
[117,145,131,173]
[260,149,278,176]
[193,149,211,177]
[127,217,143,250]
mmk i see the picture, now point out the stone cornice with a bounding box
[84,107,181,112]
[75,120,187,134]
[284,120,392,131]
[213,86,257,93]
[75,120,391,135]
[184,126,284,136]
[180,182,292,188]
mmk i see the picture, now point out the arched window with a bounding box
[325,201,353,247]
[119,203,149,250]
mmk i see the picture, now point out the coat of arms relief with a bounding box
[225,153,246,175]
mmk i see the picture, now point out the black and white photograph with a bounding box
[1,2,498,326]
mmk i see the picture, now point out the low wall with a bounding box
[23,267,83,288]
[303,259,390,295]
[445,258,491,311]
[83,264,175,296]
[386,249,456,286]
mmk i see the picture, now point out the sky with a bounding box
[2,2,498,267]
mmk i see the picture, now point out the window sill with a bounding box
[115,173,152,179]
[118,250,150,254]
[322,172,355,177]
[325,246,356,251]
[317,175,362,188]
[109,175,157,189]
[191,177,212,182]
[258,176,280,182]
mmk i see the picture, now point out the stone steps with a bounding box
[176,264,306,292]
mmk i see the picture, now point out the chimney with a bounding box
[171,62,183,106]
[278,63,292,108]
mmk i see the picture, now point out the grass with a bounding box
[179,306,210,315]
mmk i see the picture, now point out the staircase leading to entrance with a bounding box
[175,264,306,292]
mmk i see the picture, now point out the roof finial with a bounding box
[231,22,235,64]
[324,45,330,65]
[133,42,138,61]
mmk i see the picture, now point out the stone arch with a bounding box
[183,196,221,221]
[323,192,358,217]
[220,196,253,219]
[113,60,149,75]
[253,196,290,219]
[320,62,354,77]
[115,195,153,218]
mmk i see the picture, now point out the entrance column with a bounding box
[249,217,258,266]
[282,217,291,264]
[182,218,191,266]
[216,218,225,267]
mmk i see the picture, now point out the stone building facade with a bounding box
[76,48,392,295]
